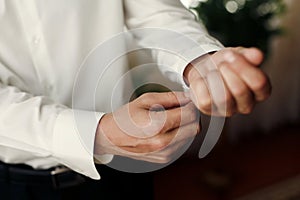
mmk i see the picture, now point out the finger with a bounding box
[206,69,236,116]
[224,51,272,101]
[167,121,200,146]
[162,102,199,129]
[125,121,200,163]
[137,92,190,109]
[234,47,264,66]
[146,102,199,137]
[151,121,200,163]
[220,64,254,114]
[125,121,199,152]
[189,77,212,115]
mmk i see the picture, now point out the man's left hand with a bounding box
[184,47,272,116]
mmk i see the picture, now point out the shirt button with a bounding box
[46,85,53,90]
[33,35,41,44]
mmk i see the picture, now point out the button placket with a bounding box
[0,0,5,16]
[13,0,56,96]
[33,35,41,45]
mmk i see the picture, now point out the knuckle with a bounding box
[198,97,212,111]
[137,92,159,106]
[225,110,235,117]
[252,74,268,92]
[200,108,211,115]
[232,85,248,97]
[152,138,169,150]
[223,49,240,62]
[218,93,233,106]
[136,93,147,105]
[235,46,245,52]
[240,105,254,114]
[138,93,152,102]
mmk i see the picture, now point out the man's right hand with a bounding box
[94,92,200,163]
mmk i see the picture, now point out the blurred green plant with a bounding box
[193,0,286,55]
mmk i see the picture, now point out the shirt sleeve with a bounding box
[124,0,224,88]
[0,82,112,180]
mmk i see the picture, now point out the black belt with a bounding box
[0,162,86,189]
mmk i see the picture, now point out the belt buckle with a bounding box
[50,166,70,189]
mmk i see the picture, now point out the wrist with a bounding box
[183,52,217,85]
[94,114,111,155]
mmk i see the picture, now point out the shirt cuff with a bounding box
[157,43,223,91]
[52,109,112,180]
[178,44,224,90]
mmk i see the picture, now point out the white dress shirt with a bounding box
[0,0,222,179]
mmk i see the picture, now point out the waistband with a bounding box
[0,161,86,189]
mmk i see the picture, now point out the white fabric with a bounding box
[0,0,222,179]
[180,0,202,8]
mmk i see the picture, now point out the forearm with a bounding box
[124,0,223,87]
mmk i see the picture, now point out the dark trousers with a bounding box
[0,164,154,200]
